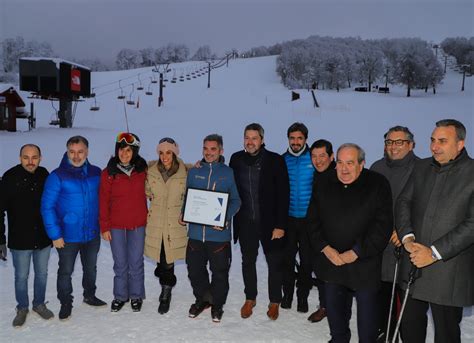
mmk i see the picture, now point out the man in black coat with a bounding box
[229,123,289,321]
[396,119,474,343]
[370,125,419,341]
[0,144,53,327]
[307,143,393,343]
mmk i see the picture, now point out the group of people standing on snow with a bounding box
[1,118,472,343]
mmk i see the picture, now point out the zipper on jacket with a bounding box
[202,163,214,242]
[248,166,256,221]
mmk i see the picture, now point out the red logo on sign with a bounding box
[71,69,81,92]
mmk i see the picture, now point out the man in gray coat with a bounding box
[396,119,474,343]
[370,126,418,341]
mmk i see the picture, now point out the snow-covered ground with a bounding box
[0,56,472,342]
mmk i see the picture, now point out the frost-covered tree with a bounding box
[324,53,345,90]
[441,37,474,72]
[356,42,384,91]
[392,39,433,97]
[192,45,213,61]
[276,44,312,88]
[420,54,444,94]
[154,43,189,63]
[2,36,54,72]
[116,48,142,70]
[1,37,24,72]
[72,58,110,71]
[140,47,155,67]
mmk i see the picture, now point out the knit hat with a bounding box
[157,137,180,157]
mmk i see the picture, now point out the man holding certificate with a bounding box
[180,134,241,323]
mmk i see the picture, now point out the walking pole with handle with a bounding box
[391,265,419,343]
[385,246,402,343]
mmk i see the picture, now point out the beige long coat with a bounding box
[144,159,188,263]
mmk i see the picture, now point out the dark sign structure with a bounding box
[0,86,26,132]
[19,58,91,127]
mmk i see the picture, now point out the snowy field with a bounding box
[0,55,472,342]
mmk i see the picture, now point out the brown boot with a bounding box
[307,307,327,323]
[267,303,279,320]
[240,300,256,319]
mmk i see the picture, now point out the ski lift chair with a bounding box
[137,74,144,90]
[90,99,100,111]
[89,90,100,111]
[171,69,177,83]
[146,78,153,95]
[117,80,126,99]
[126,84,136,105]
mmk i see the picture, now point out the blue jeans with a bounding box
[10,246,52,309]
[110,227,145,301]
[56,236,100,305]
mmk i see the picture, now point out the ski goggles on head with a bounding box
[116,132,140,147]
[159,137,176,145]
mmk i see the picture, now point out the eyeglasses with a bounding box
[384,139,410,146]
[116,132,140,147]
[159,137,176,144]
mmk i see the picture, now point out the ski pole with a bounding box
[392,265,418,343]
[385,246,402,343]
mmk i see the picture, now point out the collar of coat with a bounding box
[287,144,308,157]
[328,167,368,188]
[430,148,469,171]
[385,150,418,168]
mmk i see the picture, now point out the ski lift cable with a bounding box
[91,68,155,90]
[94,81,137,98]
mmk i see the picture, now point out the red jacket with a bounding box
[99,165,148,232]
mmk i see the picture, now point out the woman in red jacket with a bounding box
[99,132,148,313]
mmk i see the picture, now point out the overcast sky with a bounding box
[1,0,472,61]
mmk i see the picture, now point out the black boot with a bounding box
[158,285,172,314]
[281,292,293,309]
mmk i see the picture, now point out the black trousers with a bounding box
[186,239,231,307]
[325,282,378,343]
[282,217,314,300]
[400,295,463,343]
[238,221,284,303]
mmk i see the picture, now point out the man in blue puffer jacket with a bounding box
[281,123,315,313]
[41,136,106,321]
[180,134,240,323]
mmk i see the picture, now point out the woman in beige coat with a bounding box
[145,137,188,314]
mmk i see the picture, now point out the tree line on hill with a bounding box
[244,36,473,97]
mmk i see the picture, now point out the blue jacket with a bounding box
[41,153,101,243]
[185,160,241,242]
[283,146,315,218]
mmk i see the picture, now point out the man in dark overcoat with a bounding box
[307,143,393,342]
[396,119,474,343]
[370,125,419,341]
